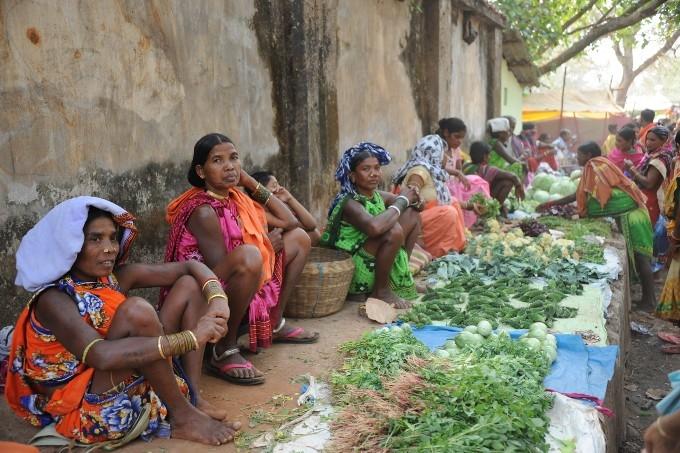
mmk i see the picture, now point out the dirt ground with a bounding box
[2,274,679,452]
[0,302,376,452]
[621,270,680,452]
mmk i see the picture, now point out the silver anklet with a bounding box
[212,346,240,362]
[273,318,286,334]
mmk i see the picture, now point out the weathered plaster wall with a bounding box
[500,59,524,131]
[336,0,421,173]
[0,0,504,326]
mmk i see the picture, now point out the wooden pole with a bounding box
[559,65,568,131]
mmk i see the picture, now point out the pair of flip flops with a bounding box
[209,328,319,385]
[658,331,680,353]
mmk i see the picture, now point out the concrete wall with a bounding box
[500,59,523,132]
[0,0,504,326]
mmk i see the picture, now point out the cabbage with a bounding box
[477,320,493,337]
[526,187,535,200]
[532,190,550,203]
[528,329,547,341]
[455,331,474,348]
[530,322,548,332]
[464,325,478,334]
[532,173,556,191]
[548,193,562,201]
[570,169,582,180]
[549,179,577,197]
[522,337,542,350]
[435,349,450,358]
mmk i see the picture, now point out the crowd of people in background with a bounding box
[4,108,680,449]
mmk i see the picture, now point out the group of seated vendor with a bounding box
[8,117,665,448]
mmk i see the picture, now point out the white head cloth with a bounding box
[487,117,510,133]
[15,196,137,292]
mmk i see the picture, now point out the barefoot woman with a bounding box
[164,133,318,386]
[320,142,420,308]
[6,197,239,446]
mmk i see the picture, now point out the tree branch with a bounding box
[562,0,599,32]
[631,28,680,79]
[566,0,622,36]
[538,0,668,75]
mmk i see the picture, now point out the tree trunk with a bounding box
[613,39,634,107]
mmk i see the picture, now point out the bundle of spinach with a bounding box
[469,192,501,218]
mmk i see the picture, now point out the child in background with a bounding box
[251,171,321,245]
[463,142,524,214]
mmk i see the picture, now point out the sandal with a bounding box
[272,319,319,344]
[658,331,680,345]
[207,347,265,385]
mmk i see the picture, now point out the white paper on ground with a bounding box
[546,392,606,453]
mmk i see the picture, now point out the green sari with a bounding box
[586,188,653,270]
[488,138,524,180]
[320,192,417,299]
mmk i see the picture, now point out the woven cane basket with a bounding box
[284,247,355,318]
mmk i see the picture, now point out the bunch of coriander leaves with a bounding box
[330,331,554,452]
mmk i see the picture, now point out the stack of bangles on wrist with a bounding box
[157,330,199,359]
[202,278,228,304]
[251,183,272,206]
[388,195,410,216]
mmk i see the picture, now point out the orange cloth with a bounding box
[639,123,654,148]
[166,187,274,284]
[576,157,647,217]
[5,277,126,435]
[420,200,467,258]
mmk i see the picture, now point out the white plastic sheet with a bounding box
[546,392,606,453]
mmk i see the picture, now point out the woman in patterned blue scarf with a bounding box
[320,142,420,308]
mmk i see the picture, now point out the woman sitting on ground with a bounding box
[164,133,318,386]
[624,126,673,225]
[437,117,491,227]
[6,197,239,447]
[320,142,420,308]
[251,170,321,246]
[392,135,482,258]
[487,117,525,180]
[607,127,645,173]
[536,142,655,309]
[463,141,524,213]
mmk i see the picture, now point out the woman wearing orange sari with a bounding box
[164,133,318,386]
[6,197,239,447]
[392,135,480,258]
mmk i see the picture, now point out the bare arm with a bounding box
[342,188,418,238]
[632,166,663,191]
[536,193,576,213]
[492,140,520,166]
[33,289,224,372]
[273,187,317,231]
[240,170,297,231]
[115,260,218,293]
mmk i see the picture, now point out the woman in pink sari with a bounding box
[438,117,491,227]
[164,133,318,386]
[608,127,645,172]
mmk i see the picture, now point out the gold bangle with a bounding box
[81,338,104,365]
[207,293,227,304]
[187,330,200,350]
[158,336,167,359]
[202,280,223,297]
[657,416,672,440]
[201,278,219,293]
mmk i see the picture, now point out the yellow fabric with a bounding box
[602,134,616,156]
[522,111,615,122]
[459,150,471,163]
[405,166,437,203]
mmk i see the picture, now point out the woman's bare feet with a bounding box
[372,289,411,309]
[196,396,228,421]
[172,406,241,446]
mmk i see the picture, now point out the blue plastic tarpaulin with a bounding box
[410,325,618,401]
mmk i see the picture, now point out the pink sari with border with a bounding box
[163,193,283,352]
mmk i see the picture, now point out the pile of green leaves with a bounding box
[400,273,578,329]
[469,192,501,219]
[538,216,612,239]
[331,333,554,452]
[331,328,429,393]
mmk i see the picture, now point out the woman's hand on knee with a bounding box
[195,314,228,344]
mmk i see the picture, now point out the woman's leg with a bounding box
[398,208,421,257]
[271,227,318,342]
[91,297,239,446]
[635,252,656,310]
[210,245,265,382]
[363,222,410,309]
[490,179,514,209]
[158,275,226,420]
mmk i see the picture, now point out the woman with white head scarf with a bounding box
[487,117,526,181]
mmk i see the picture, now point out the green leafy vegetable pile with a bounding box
[469,192,501,218]
[330,331,554,452]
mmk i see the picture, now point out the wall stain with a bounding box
[26,27,40,46]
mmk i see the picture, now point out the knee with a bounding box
[234,244,264,277]
[286,227,311,254]
[116,297,162,334]
[174,274,200,293]
[385,222,405,244]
